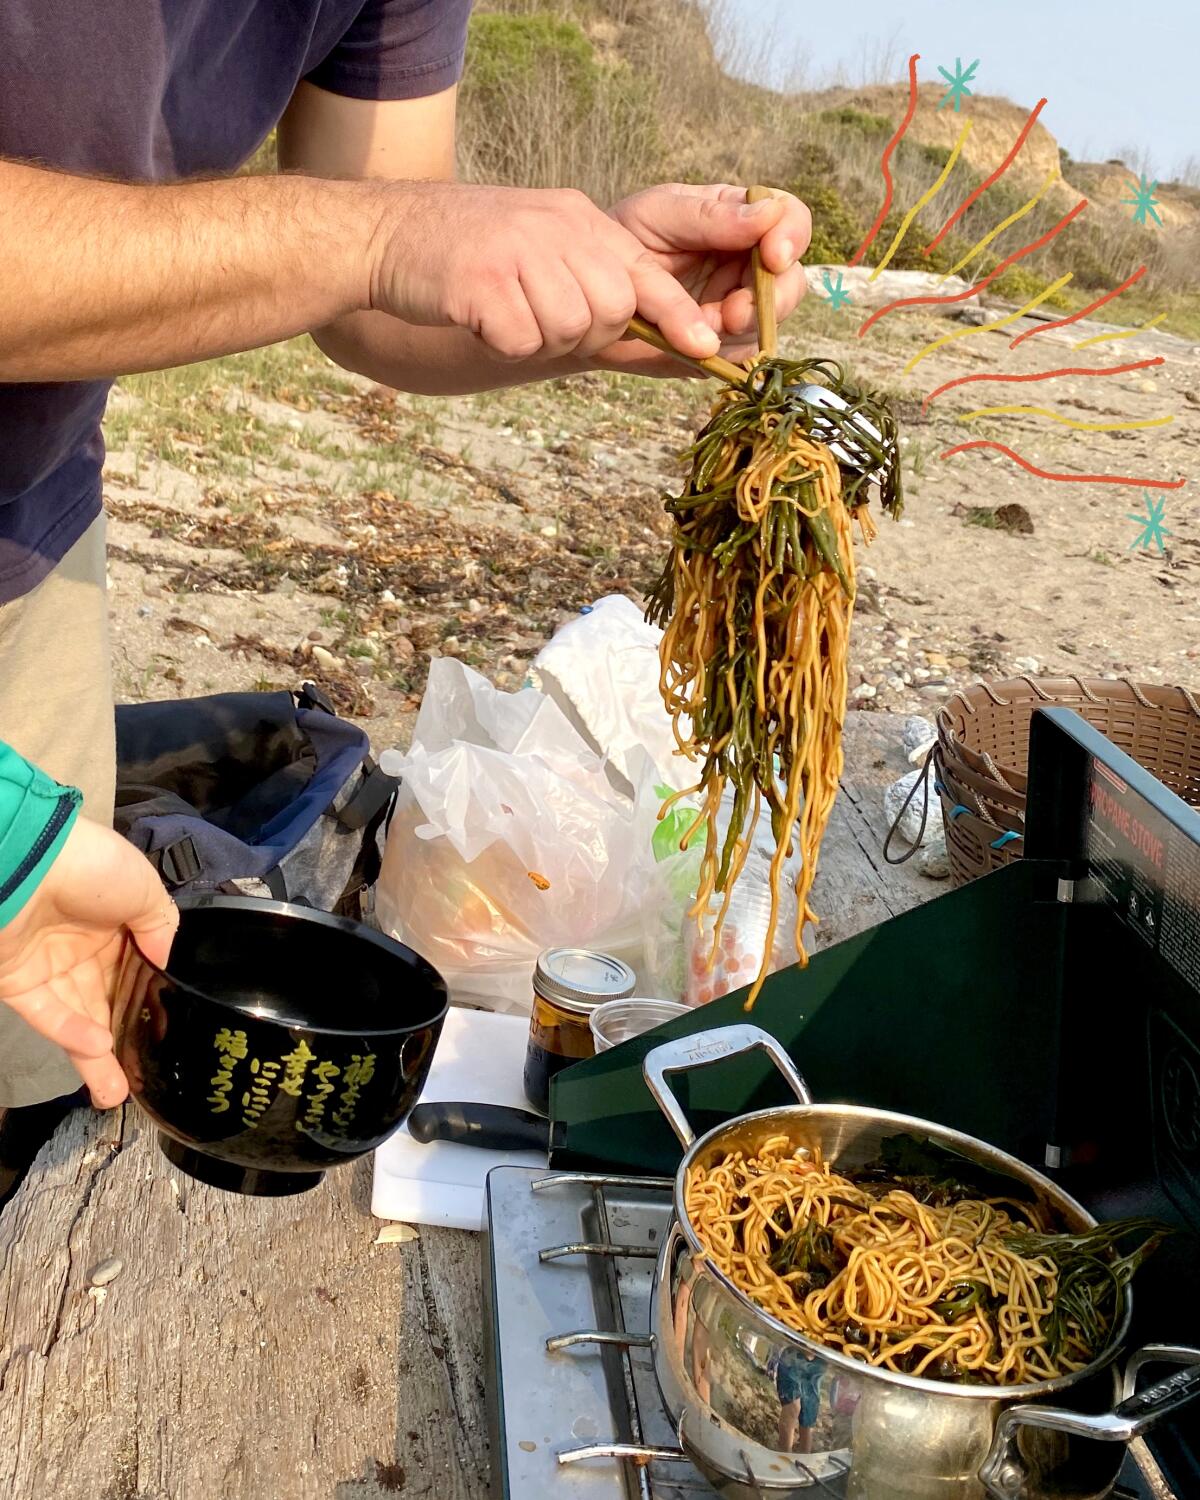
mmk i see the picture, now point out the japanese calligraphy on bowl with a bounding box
[113,894,447,1196]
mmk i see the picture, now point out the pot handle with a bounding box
[642,1024,813,1149]
[1121,1342,1200,1400]
[979,1344,1200,1499]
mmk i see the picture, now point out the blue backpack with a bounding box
[114,683,396,916]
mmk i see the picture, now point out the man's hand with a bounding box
[366,180,809,373]
[368,180,731,365]
[282,83,813,395]
[601,184,812,374]
[0,819,177,1108]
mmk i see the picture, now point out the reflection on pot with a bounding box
[846,1380,996,1499]
[773,1348,829,1457]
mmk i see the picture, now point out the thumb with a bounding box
[640,193,786,255]
[126,883,179,972]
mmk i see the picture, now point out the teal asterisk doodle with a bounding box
[1121,174,1163,227]
[937,57,979,111]
[1127,493,1172,552]
[820,269,853,311]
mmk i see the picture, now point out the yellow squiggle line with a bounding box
[958,404,1174,431]
[903,273,1074,372]
[937,168,1059,284]
[869,120,973,282]
[1073,313,1166,349]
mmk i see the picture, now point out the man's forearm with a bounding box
[313,310,594,397]
[0,159,383,381]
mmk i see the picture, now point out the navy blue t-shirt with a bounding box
[0,0,471,602]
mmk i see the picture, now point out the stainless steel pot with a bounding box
[642,1024,1200,1499]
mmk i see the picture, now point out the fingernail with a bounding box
[690,322,719,351]
[738,200,771,216]
[779,238,796,264]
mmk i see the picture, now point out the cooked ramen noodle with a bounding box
[685,1135,1165,1388]
[647,360,901,1007]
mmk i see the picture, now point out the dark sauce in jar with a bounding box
[522,948,636,1113]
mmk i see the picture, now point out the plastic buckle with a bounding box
[155,837,202,888]
[297,680,337,717]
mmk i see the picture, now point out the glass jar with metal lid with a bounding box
[522,947,637,1113]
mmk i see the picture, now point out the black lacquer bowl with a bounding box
[113,895,448,1196]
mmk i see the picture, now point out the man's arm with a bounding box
[278,83,812,395]
[277,81,578,395]
[0,127,736,385]
[0,159,378,381]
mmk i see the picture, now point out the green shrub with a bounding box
[791,141,838,183]
[988,264,1072,309]
[933,232,977,276]
[465,11,598,108]
[1049,221,1128,290]
[459,9,662,198]
[790,180,865,264]
[964,174,1031,225]
[815,106,892,136]
[916,142,953,170]
[863,209,963,274]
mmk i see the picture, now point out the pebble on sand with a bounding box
[916,843,952,880]
[88,1256,124,1287]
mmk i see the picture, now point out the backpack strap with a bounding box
[333,759,396,832]
[146,835,203,889]
[332,763,398,921]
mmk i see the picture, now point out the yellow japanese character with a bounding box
[214,1028,249,1059]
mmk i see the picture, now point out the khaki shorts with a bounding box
[0,514,115,1106]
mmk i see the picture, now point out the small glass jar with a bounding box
[523,948,636,1113]
[589,998,691,1053]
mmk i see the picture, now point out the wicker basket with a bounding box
[933,676,1200,885]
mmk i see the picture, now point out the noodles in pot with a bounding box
[647,359,902,1006]
[685,1136,1168,1387]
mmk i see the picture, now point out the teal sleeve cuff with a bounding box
[0,743,83,930]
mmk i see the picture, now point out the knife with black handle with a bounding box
[406,1101,562,1153]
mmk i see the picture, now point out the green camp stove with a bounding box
[487,706,1199,1496]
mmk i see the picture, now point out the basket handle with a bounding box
[883,745,935,866]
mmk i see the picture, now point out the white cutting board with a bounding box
[371,1006,546,1231]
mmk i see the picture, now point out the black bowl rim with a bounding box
[131,893,450,1038]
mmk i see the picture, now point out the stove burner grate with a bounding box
[481,1168,1172,1500]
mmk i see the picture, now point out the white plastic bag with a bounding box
[528,594,677,795]
[376,656,699,1013]
[528,596,801,1000]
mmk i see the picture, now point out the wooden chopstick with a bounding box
[747,184,778,359]
[625,316,748,389]
[626,182,783,385]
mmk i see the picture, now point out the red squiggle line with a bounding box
[858,198,1087,337]
[848,53,921,268]
[922,357,1164,412]
[940,440,1186,489]
[923,98,1047,256]
[1008,266,1148,348]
